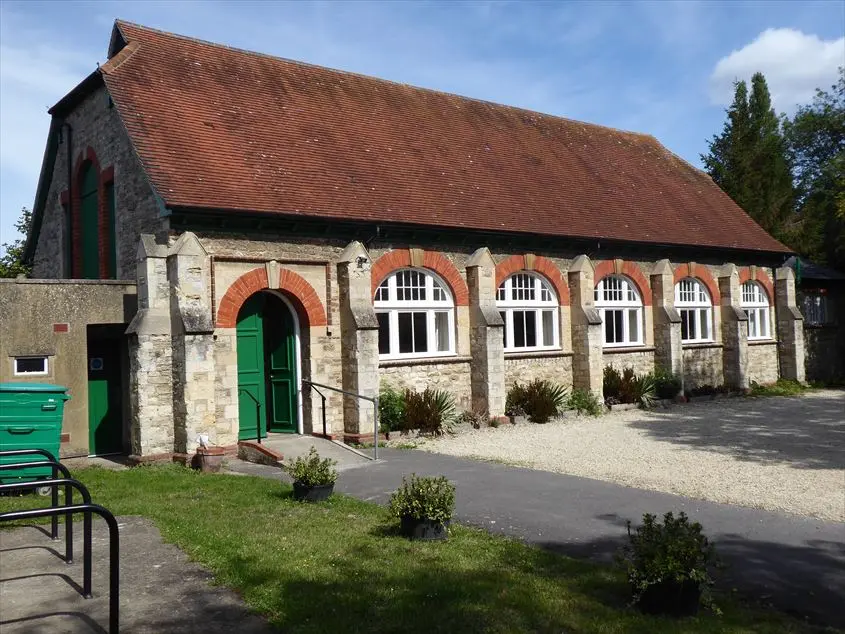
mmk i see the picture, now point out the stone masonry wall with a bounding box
[603,350,655,376]
[683,345,724,388]
[748,342,779,385]
[33,85,164,280]
[504,354,573,390]
[380,359,472,412]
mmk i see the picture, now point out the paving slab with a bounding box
[0,516,274,634]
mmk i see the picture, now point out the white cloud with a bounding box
[709,28,844,112]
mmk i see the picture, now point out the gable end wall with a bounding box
[32,85,164,280]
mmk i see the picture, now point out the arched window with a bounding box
[675,278,713,343]
[741,281,770,339]
[496,272,559,351]
[595,275,643,347]
[374,268,455,359]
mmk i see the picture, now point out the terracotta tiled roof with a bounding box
[101,20,790,254]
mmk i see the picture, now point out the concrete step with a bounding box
[238,434,373,472]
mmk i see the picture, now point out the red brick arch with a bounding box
[216,266,327,328]
[495,254,570,305]
[593,260,652,305]
[738,267,774,302]
[673,263,721,304]
[371,249,469,306]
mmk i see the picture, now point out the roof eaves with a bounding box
[23,118,61,264]
[48,70,103,117]
[169,203,794,262]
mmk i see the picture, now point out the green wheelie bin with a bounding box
[0,383,70,484]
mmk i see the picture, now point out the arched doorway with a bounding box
[236,291,300,440]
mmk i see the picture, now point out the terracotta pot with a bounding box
[195,446,225,473]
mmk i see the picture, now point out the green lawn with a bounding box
[0,466,829,633]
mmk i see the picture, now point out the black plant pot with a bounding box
[292,481,334,502]
[636,580,702,617]
[400,516,450,540]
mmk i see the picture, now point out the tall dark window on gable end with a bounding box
[79,161,100,279]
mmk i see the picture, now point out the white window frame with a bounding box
[496,272,560,352]
[675,278,713,343]
[741,281,771,340]
[374,268,456,360]
[595,275,644,347]
[13,356,49,376]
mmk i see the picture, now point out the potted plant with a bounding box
[389,474,455,540]
[193,436,225,473]
[617,512,718,617]
[286,447,338,502]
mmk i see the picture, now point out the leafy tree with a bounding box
[702,73,794,240]
[782,67,845,270]
[0,207,32,278]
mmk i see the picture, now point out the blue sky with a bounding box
[1,0,843,249]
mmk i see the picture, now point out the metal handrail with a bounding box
[0,477,94,597]
[0,503,120,634]
[0,450,65,540]
[301,380,380,460]
[238,388,262,444]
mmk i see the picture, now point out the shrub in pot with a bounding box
[617,512,718,617]
[389,474,455,540]
[286,447,338,502]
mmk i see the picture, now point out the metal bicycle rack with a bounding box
[0,449,119,633]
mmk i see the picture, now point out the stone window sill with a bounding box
[603,346,656,354]
[682,342,724,350]
[379,355,472,368]
[748,339,778,346]
[505,350,573,360]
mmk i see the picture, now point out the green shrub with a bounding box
[748,379,812,397]
[505,382,529,417]
[617,512,718,608]
[403,388,456,436]
[455,410,488,429]
[605,365,657,406]
[652,367,682,400]
[631,373,657,408]
[506,379,568,423]
[566,388,604,416]
[686,384,730,398]
[285,447,337,486]
[603,366,623,401]
[389,474,456,523]
[379,385,406,433]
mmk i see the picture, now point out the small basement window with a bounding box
[14,356,49,376]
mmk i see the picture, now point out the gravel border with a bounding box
[410,390,845,522]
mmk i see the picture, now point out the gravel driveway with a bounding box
[415,390,845,521]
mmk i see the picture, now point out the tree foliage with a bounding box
[782,67,845,270]
[0,207,32,278]
[702,73,794,241]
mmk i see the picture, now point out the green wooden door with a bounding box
[237,294,268,441]
[88,341,123,455]
[265,295,297,433]
[80,162,100,279]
